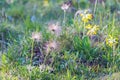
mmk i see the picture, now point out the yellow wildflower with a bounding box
[86,14,93,20]
[85,24,92,29]
[43,0,49,7]
[106,35,118,47]
[82,17,89,23]
[86,25,99,36]
[80,13,93,23]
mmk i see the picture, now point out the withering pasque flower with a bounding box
[31,32,42,42]
[48,22,62,36]
[43,41,59,54]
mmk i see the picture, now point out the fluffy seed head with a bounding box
[31,32,42,42]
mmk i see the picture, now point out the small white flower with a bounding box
[39,64,46,72]
[26,65,35,72]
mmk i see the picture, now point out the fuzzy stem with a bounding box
[31,40,34,65]
[112,45,116,71]
[82,22,86,39]
[94,0,98,14]
[63,11,66,26]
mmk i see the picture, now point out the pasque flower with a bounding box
[48,22,62,36]
[61,1,71,12]
[43,41,59,54]
[31,32,42,42]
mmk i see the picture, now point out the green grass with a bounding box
[0,0,120,80]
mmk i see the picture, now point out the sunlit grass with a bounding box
[0,0,120,80]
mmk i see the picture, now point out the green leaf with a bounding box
[2,54,7,64]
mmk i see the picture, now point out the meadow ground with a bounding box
[0,0,120,80]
